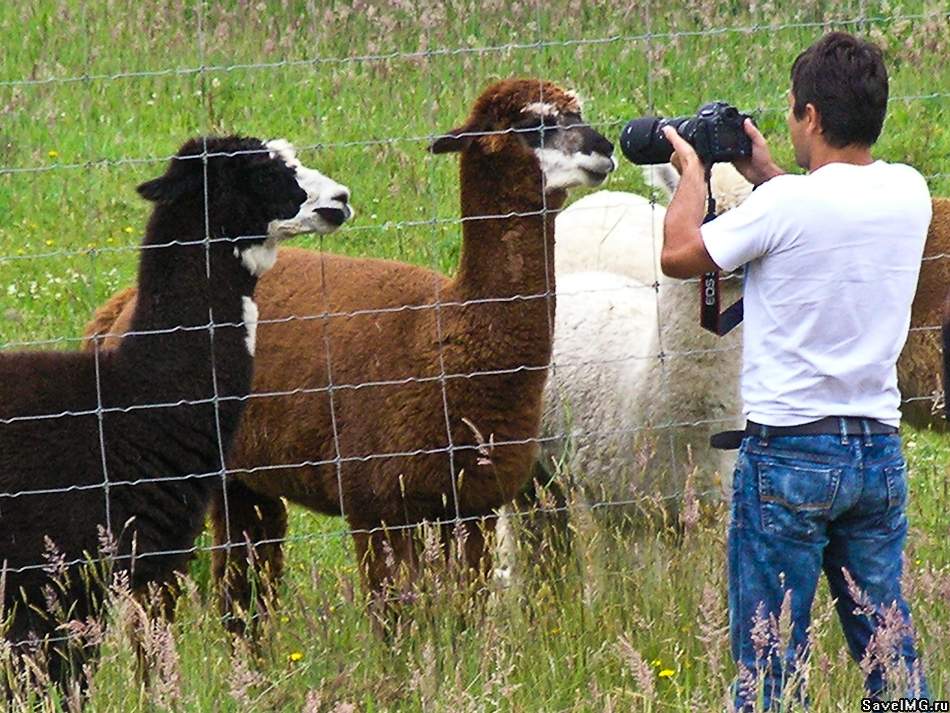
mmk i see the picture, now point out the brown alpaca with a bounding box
[82,79,615,623]
[899,197,950,429]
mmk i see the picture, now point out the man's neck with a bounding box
[807,142,874,172]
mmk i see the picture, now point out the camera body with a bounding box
[620,101,753,165]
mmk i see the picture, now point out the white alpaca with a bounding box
[554,163,752,280]
[541,163,752,511]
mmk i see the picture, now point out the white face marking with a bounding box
[264,138,299,167]
[241,296,259,356]
[564,89,583,111]
[522,101,559,118]
[239,238,278,277]
[534,148,616,192]
[263,139,354,238]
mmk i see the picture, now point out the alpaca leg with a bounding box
[210,479,288,638]
[442,517,495,585]
[131,576,183,688]
[494,506,517,586]
[7,611,94,707]
[350,524,418,635]
[46,640,95,709]
[510,461,574,569]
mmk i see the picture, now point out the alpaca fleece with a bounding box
[81,79,615,624]
[900,197,950,428]
[541,165,748,513]
[0,134,306,695]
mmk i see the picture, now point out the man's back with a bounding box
[702,160,932,426]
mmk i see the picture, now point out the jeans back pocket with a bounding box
[757,460,841,541]
[883,464,908,509]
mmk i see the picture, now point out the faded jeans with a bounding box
[728,428,929,710]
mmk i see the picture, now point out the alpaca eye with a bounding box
[253,170,277,189]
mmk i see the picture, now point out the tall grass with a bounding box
[1,1,948,710]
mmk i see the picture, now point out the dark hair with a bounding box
[790,32,888,147]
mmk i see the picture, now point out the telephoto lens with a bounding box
[618,101,752,166]
[619,117,688,165]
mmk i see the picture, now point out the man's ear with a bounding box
[804,103,822,135]
[429,117,484,154]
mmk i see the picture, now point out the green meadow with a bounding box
[1,0,948,710]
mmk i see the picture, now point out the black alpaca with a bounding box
[0,135,306,699]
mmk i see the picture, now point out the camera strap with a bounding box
[699,165,744,336]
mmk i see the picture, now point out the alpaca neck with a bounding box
[451,149,565,302]
[115,209,259,401]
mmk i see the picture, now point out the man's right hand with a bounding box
[732,118,784,187]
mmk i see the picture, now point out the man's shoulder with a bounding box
[735,173,806,217]
[749,172,806,200]
[861,161,932,225]
[872,160,930,191]
[873,159,927,178]
[761,161,930,213]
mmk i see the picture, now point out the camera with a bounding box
[619,101,752,165]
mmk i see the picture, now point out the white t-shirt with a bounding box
[701,161,932,427]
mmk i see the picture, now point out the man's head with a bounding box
[787,32,888,168]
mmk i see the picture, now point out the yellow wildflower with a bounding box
[658,669,675,678]
[45,239,54,247]
[288,651,304,662]
[651,659,661,667]
[124,226,134,234]
[47,150,59,159]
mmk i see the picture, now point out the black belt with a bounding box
[710,416,898,450]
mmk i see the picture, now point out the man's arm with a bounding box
[660,127,720,279]
[732,119,785,188]
[660,119,785,280]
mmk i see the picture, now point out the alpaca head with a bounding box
[430,79,616,194]
[262,139,354,237]
[137,135,319,276]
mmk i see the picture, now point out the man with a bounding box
[661,32,932,709]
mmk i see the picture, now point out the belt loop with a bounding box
[757,423,769,447]
[838,417,849,445]
[860,418,873,447]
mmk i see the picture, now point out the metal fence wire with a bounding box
[0,1,948,648]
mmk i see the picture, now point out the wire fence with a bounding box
[1,0,948,661]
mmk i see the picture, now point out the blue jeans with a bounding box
[728,428,929,710]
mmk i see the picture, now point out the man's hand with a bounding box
[659,126,720,279]
[731,118,784,187]
[664,125,706,184]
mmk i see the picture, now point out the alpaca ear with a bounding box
[429,118,484,154]
[136,172,201,203]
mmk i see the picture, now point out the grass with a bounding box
[0,0,948,710]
